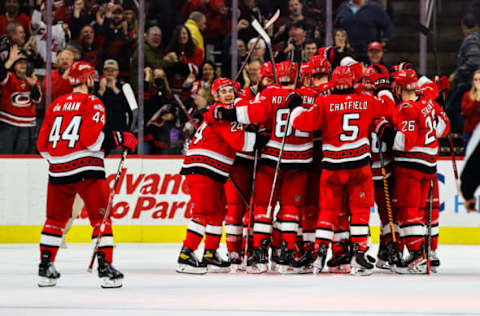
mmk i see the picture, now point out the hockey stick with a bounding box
[251,18,278,83]
[426,178,434,275]
[243,148,259,264]
[232,9,280,82]
[122,83,139,132]
[265,55,302,219]
[174,94,250,208]
[417,23,461,196]
[377,135,396,243]
[88,149,128,272]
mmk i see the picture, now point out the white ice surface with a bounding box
[1,243,480,316]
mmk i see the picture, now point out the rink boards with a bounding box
[0,155,479,244]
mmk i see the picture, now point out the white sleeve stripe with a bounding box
[378,90,394,102]
[340,57,357,66]
[236,106,251,124]
[392,132,406,151]
[290,106,307,126]
[242,132,256,152]
[435,117,447,138]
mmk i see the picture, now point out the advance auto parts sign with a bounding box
[76,157,193,225]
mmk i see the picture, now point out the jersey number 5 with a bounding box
[340,113,360,141]
[48,116,82,149]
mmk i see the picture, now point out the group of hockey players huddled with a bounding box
[177,45,450,276]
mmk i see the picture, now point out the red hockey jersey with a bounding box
[37,93,107,184]
[393,98,449,174]
[234,85,314,169]
[0,72,41,127]
[292,92,390,170]
[180,103,257,183]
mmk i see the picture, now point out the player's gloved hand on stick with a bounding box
[112,131,138,151]
[213,106,237,121]
[286,92,302,110]
[373,117,395,145]
[254,132,270,150]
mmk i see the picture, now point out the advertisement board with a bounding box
[0,156,478,243]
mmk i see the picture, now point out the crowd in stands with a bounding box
[0,0,479,155]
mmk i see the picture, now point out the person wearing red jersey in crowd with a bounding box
[389,69,449,274]
[290,65,394,276]
[0,0,31,37]
[0,45,41,154]
[462,69,480,148]
[361,63,399,270]
[41,49,74,105]
[177,77,269,274]
[36,61,137,288]
[213,61,313,274]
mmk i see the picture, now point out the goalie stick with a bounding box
[232,9,280,82]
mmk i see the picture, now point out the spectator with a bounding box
[335,0,393,63]
[145,104,184,155]
[143,67,173,126]
[333,28,353,54]
[31,1,70,64]
[96,3,131,81]
[461,69,480,148]
[69,0,96,39]
[184,11,206,58]
[130,25,175,94]
[238,0,263,43]
[190,60,217,107]
[302,39,317,63]
[95,59,131,133]
[447,13,480,133]
[78,25,102,70]
[367,41,389,68]
[241,58,261,89]
[0,45,41,154]
[460,120,480,212]
[41,49,73,105]
[0,0,31,37]
[276,0,316,42]
[237,39,247,62]
[248,37,266,63]
[166,25,203,68]
[3,22,40,67]
[276,23,306,62]
[123,2,137,40]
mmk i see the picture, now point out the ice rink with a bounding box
[1,243,480,316]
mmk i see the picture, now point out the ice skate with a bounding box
[277,242,301,274]
[228,251,245,272]
[247,240,269,274]
[351,245,374,276]
[270,246,280,272]
[176,246,207,274]
[38,250,60,287]
[376,242,390,270]
[393,250,427,274]
[291,249,314,274]
[376,242,401,271]
[97,252,123,288]
[327,240,351,273]
[312,244,328,274]
[202,249,231,273]
[430,250,440,273]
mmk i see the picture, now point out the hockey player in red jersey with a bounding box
[290,65,394,275]
[213,61,313,274]
[177,77,269,274]
[361,64,400,269]
[36,61,138,288]
[390,69,449,274]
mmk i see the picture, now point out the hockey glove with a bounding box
[254,132,270,150]
[213,106,237,122]
[112,131,138,151]
[286,92,302,110]
[373,118,396,145]
[434,75,450,93]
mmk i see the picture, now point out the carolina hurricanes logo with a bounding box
[11,92,31,107]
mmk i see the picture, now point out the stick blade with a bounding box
[265,9,281,29]
[252,19,271,45]
[122,83,138,132]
